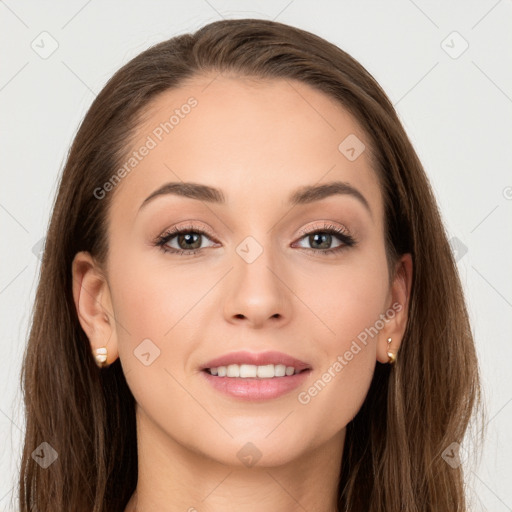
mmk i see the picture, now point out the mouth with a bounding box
[199,350,312,401]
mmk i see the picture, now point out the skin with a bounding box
[72,73,412,512]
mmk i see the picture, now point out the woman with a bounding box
[18,18,484,511]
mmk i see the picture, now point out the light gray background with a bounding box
[1,1,511,510]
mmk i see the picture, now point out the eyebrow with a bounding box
[139,180,372,217]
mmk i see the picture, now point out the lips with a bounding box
[200,350,312,372]
[202,369,310,401]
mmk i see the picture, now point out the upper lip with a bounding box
[201,350,312,372]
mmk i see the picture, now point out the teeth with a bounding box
[208,363,302,378]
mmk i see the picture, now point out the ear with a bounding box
[71,251,119,366]
[376,253,413,364]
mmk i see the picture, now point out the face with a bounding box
[74,73,411,469]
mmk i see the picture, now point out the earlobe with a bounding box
[377,253,413,364]
[71,251,119,366]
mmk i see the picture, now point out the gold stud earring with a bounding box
[386,337,396,364]
[94,346,109,368]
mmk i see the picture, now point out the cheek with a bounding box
[106,252,188,389]
[107,252,206,429]
[107,247,225,395]
[108,249,209,341]
[292,247,388,429]
[298,244,389,347]
[294,304,381,444]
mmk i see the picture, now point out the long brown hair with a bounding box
[18,18,484,511]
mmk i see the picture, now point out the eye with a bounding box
[154,224,218,256]
[293,222,356,256]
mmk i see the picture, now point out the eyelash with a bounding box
[153,222,357,257]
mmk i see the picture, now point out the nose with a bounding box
[222,245,292,329]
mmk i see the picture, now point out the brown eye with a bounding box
[175,232,203,250]
[293,223,356,255]
[154,225,218,256]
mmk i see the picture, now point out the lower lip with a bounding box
[201,369,311,401]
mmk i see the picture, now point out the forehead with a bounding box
[109,74,383,225]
